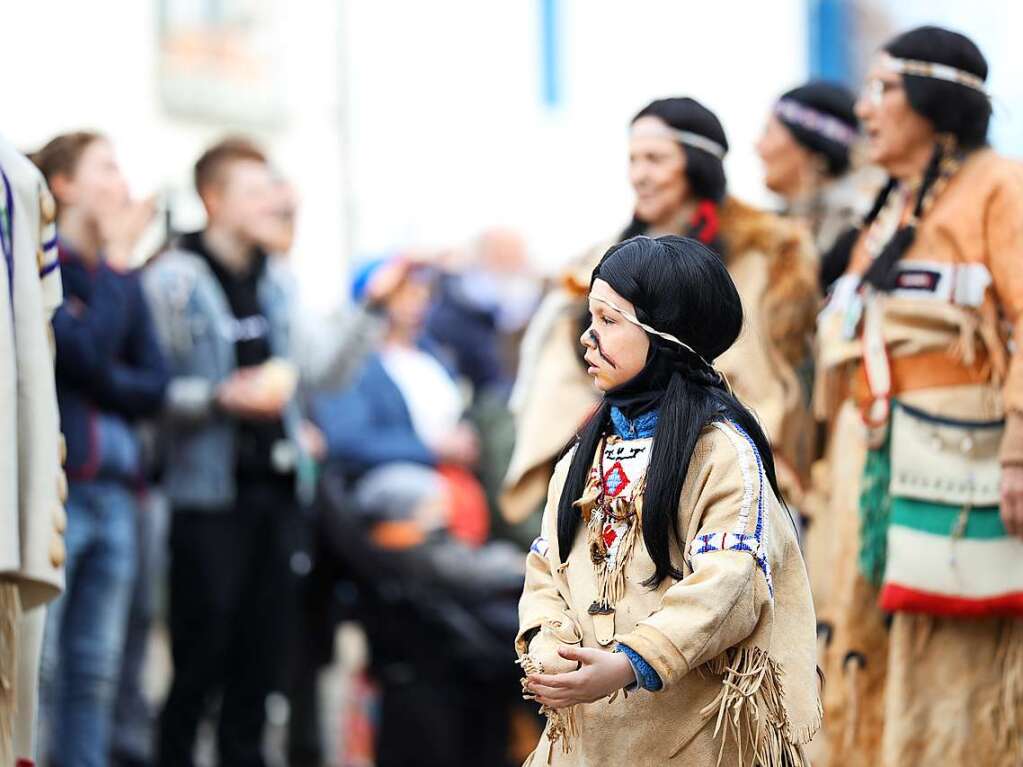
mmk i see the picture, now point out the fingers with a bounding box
[535,694,575,710]
[526,670,579,702]
[1001,474,1023,539]
[1001,496,1016,538]
[558,645,596,664]
[527,682,580,709]
[527,681,567,698]
[527,672,571,689]
[1005,496,1023,539]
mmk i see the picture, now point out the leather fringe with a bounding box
[993,619,1023,763]
[0,581,20,766]
[692,645,822,767]
[518,653,578,763]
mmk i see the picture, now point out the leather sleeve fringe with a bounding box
[693,645,823,766]
[518,652,578,764]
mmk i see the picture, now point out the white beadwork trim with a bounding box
[711,421,755,533]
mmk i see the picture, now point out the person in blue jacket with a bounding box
[31,131,168,767]
[315,256,480,483]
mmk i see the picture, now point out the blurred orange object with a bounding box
[370,520,427,550]
[439,464,490,547]
[339,669,378,767]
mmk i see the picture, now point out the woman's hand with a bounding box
[525,646,636,709]
[1000,465,1023,540]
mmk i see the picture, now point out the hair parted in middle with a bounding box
[621,97,729,254]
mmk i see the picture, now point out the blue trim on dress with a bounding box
[727,420,774,596]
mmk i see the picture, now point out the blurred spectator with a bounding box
[315,462,525,767]
[263,175,387,401]
[311,258,526,764]
[313,256,486,541]
[425,228,540,397]
[142,137,305,767]
[32,131,169,767]
[423,230,542,547]
[254,174,398,766]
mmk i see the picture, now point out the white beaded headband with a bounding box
[589,295,714,368]
[881,53,988,96]
[630,122,727,160]
[774,99,859,147]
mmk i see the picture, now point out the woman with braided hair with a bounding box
[504,96,818,540]
[517,234,819,765]
[816,26,1023,766]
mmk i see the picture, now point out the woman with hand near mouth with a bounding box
[504,97,818,538]
[816,26,1023,766]
[516,234,819,766]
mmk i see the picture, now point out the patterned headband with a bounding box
[589,295,715,370]
[881,53,989,96]
[630,122,727,160]
[774,99,859,147]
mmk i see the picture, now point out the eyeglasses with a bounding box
[862,78,903,107]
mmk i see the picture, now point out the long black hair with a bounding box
[823,26,989,291]
[621,97,728,255]
[557,235,784,586]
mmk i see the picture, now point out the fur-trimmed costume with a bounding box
[517,420,819,765]
[503,197,819,526]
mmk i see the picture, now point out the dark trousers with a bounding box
[157,479,299,767]
[375,673,513,767]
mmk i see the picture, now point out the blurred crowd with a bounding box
[2,20,1022,767]
[23,132,547,767]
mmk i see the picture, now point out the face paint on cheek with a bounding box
[588,329,617,369]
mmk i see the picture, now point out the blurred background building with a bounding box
[5,0,1017,314]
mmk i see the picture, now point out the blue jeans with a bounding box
[40,480,138,767]
[113,490,169,762]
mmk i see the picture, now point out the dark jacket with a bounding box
[53,245,169,480]
[425,273,504,392]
